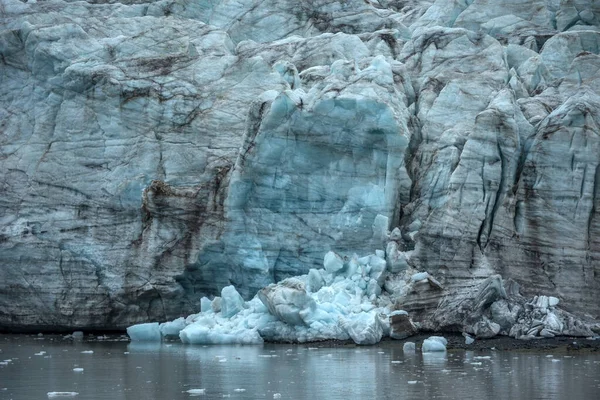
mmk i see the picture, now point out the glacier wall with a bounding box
[1,0,600,331]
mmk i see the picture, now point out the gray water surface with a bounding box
[1,335,599,400]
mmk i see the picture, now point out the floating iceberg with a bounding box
[421,336,448,352]
[126,322,161,342]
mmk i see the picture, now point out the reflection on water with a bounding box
[1,335,599,400]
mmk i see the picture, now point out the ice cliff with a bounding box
[1,0,600,339]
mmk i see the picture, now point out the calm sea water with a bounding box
[1,334,599,400]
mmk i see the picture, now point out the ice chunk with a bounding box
[403,342,416,352]
[211,297,222,313]
[323,251,344,274]
[422,336,447,352]
[368,255,387,285]
[72,368,84,372]
[389,227,402,241]
[389,313,417,340]
[342,312,383,345]
[127,322,161,341]
[386,244,410,273]
[344,256,359,277]
[179,314,264,345]
[47,393,79,398]
[428,336,448,346]
[372,214,389,242]
[258,279,315,325]
[72,331,84,340]
[306,269,324,293]
[366,279,381,298]
[159,317,186,338]
[411,272,429,282]
[548,296,559,307]
[200,297,213,313]
[185,389,206,395]
[463,333,475,345]
[543,312,563,332]
[220,286,246,318]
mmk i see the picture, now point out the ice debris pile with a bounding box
[129,251,395,345]
[128,243,600,345]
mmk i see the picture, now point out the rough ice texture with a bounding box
[422,336,447,352]
[131,252,393,345]
[126,322,161,341]
[1,0,600,335]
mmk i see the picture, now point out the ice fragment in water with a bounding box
[186,389,206,395]
[342,312,383,345]
[403,342,416,352]
[47,393,79,398]
[422,336,447,352]
[127,322,161,341]
[80,351,94,354]
[464,333,475,345]
[159,317,186,338]
[72,368,84,372]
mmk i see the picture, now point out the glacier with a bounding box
[1,0,600,341]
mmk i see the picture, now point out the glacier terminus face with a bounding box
[1,0,600,342]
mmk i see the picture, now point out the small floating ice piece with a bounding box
[422,336,447,352]
[159,317,186,338]
[463,333,475,345]
[35,351,46,356]
[73,368,84,372]
[407,381,418,384]
[186,388,206,395]
[403,342,416,353]
[127,322,161,342]
[233,389,246,392]
[47,393,79,398]
[80,351,94,354]
[273,394,282,399]
[72,331,84,340]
